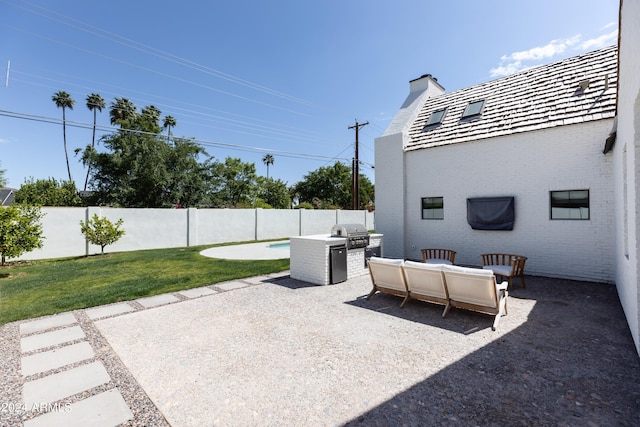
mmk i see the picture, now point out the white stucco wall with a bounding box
[614,0,640,355]
[375,75,445,259]
[375,132,406,259]
[403,120,615,282]
[15,208,374,260]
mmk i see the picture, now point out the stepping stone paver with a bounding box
[23,361,111,408]
[177,287,219,298]
[86,303,135,320]
[20,313,77,336]
[135,294,180,308]
[21,342,95,377]
[216,281,248,291]
[23,388,133,427]
[21,326,85,353]
[240,275,274,285]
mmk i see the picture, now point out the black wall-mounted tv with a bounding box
[467,197,515,230]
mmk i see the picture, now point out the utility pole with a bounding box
[348,120,368,210]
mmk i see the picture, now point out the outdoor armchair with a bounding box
[481,253,527,289]
[421,248,456,265]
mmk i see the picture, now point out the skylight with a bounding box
[424,107,447,128]
[461,100,485,119]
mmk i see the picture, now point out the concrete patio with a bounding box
[1,273,639,426]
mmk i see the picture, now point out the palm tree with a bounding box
[163,115,177,142]
[109,97,137,127]
[52,91,76,182]
[84,93,105,191]
[141,105,161,123]
[262,154,274,179]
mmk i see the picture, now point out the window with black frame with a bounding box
[550,190,590,220]
[422,197,444,219]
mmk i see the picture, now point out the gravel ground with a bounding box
[1,273,640,426]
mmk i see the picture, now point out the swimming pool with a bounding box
[268,242,291,250]
[200,241,290,260]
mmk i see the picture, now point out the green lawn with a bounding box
[0,243,289,325]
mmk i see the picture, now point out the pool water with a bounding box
[269,242,291,250]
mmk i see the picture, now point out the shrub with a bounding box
[80,214,125,255]
[0,205,45,266]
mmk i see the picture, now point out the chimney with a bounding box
[409,73,445,94]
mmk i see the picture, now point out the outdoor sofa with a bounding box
[367,257,509,330]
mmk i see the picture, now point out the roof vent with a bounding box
[578,79,590,90]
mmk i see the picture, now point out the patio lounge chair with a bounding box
[481,253,527,289]
[441,264,509,331]
[366,257,410,307]
[421,248,456,265]
[402,261,450,314]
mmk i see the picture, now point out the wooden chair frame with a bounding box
[402,261,450,314]
[442,265,509,331]
[481,253,527,289]
[366,257,410,307]
[421,248,456,265]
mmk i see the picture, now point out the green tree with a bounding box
[82,100,215,207]
[292,162,352,209]
[80,214,125,255]
[109,97,137,127]
[262,153,274,179]
[84,93,105,192]
[292,162,374,210]
[165,138,215,208]
[0,161,6,187]
[52,91,76,182]
[210,157,258,208]
[256,177,291,209]
[140,105,162,134]
[358,174,375,211]
[15,178,83,206]
[0,204,44,266]
[163,115,177,142]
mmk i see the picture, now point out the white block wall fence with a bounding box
[15,207,375,261]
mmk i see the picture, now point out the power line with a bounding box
[2,0,363,121]
[0,108,351,163]
[8,70,330,145]
[4,24,314,118]
[3,0,315,108]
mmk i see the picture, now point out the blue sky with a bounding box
[0,0,619,190]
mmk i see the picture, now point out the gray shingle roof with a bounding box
[406,45,618,151]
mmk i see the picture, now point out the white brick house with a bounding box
[613,0,640,356]
[376,45,617,282]
[375,2,640,355]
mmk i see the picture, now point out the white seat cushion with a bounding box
[369,256,404,266]
[483,265,512,276]
[425,259,453,265]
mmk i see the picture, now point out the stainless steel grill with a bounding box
[330,223,370,249]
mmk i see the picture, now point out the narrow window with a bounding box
[550,190,590,220]
[461,100,485,119]
[624,146,629,257]
[422,197,444,219]
[423,108,447,129]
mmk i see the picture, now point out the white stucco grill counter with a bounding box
[290,233,383,285]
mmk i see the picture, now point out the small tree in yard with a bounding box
[80,214,125,255]
[0,205,45,266]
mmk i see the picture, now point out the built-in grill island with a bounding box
[290,224,382,286]
[330,223,370,249]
